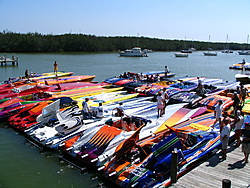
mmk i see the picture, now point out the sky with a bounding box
[1,0,250,43]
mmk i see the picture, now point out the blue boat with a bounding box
[101,113,235,188]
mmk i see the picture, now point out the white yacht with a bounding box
[119,47,147,57]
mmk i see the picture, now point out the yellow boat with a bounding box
[75,91,139,108]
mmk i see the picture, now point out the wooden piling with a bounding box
[171,150,178,183]
[222,179,231,188]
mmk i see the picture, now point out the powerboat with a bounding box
[101,113,234,188]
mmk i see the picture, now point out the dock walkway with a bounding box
[0,54,18,66]
[169,143,250,188]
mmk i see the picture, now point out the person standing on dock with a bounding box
[241,122,250,163]
[54,61,58,74]
[232,110,244,147]
[220,118,231,160]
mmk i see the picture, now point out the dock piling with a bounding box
[222,179,231,188]
[170,149,178,183]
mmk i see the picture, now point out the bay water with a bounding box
[0,51,248,188]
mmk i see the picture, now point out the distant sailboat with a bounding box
[221,34,233,53]
[238,35,250,55]
[204,35,217,56]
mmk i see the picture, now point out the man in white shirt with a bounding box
[212,100,223,128]
[220,118,231,160]
[94,103,107,118]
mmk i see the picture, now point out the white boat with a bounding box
[238,35,250,55]
[204,35,217,56]
[142,49,153,53]
[203,51,217,56]
[235,73,250,84]
[221,34,233,53]
[175,53,188,57]
[119,47,147,57]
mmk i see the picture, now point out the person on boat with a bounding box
[25,69,30,80]
[165,66,170,77]
[82,98,92,119]
[113,102,125,117]
[162,88,169,114]
[241,122,250,163]
[231,110,244,147]
[196,84,206,98]
[197,77,202,88]
[93,102,107,118]
[232,92,240,117]
[239,83,248,105]
[212,100,223,129]
[220,118,231,160]
[54,61,58,74]
[6,77,13,87]
[156,92,164,118]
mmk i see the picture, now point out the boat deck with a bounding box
[169,143,250,188]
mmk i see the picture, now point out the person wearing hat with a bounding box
[241,122,250,163]
[212,100,223,129]
[82,98,91,119]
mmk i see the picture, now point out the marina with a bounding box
[0,51,250,188]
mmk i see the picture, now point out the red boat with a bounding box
[8,101,52,131]
[0,82,108,100]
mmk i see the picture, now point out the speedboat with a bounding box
[60,104,206,168]
[101,113,234,188]
[235,73,250,84]
[8,101,53,131]
[119,47,147,57]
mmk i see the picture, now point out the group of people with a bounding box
[156,87,169,118]
[24,61,59,81]
[213,99,250,163]
[118,72,161,83]
[81,98,125,120]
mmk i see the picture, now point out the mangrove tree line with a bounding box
[0,30,248,53]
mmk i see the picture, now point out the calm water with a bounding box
[0,51,248,188]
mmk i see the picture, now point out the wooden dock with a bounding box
[0,54,18,66]
[169,143,250,188]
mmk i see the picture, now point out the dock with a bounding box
[0,54,18,66]
[169,143,250,188]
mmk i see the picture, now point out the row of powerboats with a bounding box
[0,71,246,188]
